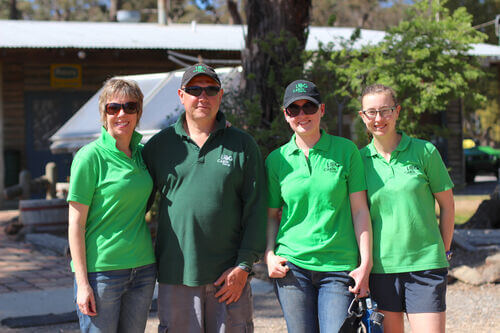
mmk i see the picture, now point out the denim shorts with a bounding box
[369,268,447,313]
[74,263,157,333]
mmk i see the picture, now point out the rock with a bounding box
[4,218,22,235]
[485,252,500,265]
[25,233,69,257]
[482,264,500,283]
[450,265,485,285]
[459,199,500,229]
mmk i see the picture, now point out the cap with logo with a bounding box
[283,80,321,108]
[181,63,221,87]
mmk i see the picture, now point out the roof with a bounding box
[1,20,500,58]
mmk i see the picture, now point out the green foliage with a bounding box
[464,68,500,146]
[355,0,488,139]
[224,30,306,157]
[304,29,366,139]
[8,0,108,21]
[444,0,500,45]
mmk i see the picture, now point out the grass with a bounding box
[452,195,489,225]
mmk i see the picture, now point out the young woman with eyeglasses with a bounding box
[265,79,373,332]
[68,78,156,332]
[358,84,455,333]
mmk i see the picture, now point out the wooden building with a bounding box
[1,20,500,188]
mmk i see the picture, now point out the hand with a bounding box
[76,283,97,316]
[265,251,289,278]
[348,265,370,298]
[214,266,249,305]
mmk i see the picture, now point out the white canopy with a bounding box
[50,67,242,153]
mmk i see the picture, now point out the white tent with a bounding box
[50,67,242,153]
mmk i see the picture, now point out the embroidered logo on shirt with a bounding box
[217,154,233,167]
[324,161,341,172]
[404,164,420,174]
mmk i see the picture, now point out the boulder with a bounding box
[450,265,485,285]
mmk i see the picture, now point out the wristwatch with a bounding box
[446,250,453,261]
[238,264,252,273]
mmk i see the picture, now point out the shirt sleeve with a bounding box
[424,143,454,193]
[235,136,267,268]
[67,148,97,206]
[347,143,367,194]
[265,151,284,209]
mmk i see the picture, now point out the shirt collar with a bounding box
[99,126,143,154]
[284,129,329,156]
[174,111,226,137]
[364,131,410,157]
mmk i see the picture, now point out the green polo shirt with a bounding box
[142,112,267,286]
[360,132,453,274]
[68,127,156,272]
[266,130,366,271]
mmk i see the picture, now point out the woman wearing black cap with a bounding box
[264,79,373,332]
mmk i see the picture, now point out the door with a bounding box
[24,91,93,183]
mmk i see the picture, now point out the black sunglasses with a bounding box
[285,101,319,117]
[105,102,139,115]
[183,86,221,97]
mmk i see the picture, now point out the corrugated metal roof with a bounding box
[0,20,246,50]
[1,20,499,57]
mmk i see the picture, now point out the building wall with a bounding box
[0,48,239,183]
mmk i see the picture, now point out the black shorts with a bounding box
[369,268,447,313]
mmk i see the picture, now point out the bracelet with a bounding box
[446,250,453,261]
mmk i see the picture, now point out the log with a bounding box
[19,199,68,233]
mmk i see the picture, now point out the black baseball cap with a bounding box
[283,80,321,108]
[181,63,221,87]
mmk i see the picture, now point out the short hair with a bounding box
[98,78,144,129]
[361,84,398,106]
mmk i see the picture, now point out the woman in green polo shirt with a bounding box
[67,78,156,333]
[265,79,373,333]
[358,83,455,333]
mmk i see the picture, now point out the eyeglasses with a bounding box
[285,101,319,117]
[361,106,397,119]
[105,102,139,115]
[183,86,221,97]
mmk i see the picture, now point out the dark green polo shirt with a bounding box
[142,112,267,286]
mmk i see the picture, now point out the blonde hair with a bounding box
[361,84,398,107]
[98,78,144,129]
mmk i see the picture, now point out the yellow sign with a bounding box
[50,64,82,88]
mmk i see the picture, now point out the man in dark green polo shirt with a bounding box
[142,63,266,333]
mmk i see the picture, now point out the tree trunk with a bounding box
[242,0,311,124]
[109,0,122,22]
[227,0,242,25]
[9,0,18,19]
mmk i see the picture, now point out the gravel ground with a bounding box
[2,279,497,333]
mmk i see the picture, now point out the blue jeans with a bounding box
[273,262,354,333]
[74,263,157,333]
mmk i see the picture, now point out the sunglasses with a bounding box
[183,86,221,97]
[285,101,319,117]
[105,102,139,115]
